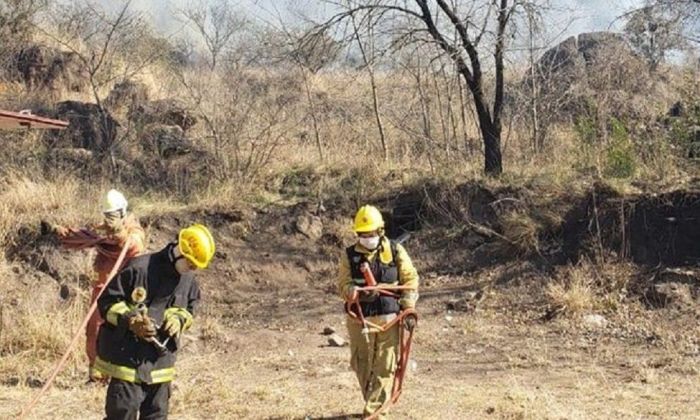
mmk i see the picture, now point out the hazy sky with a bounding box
[118,0,645,39]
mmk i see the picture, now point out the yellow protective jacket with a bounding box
[338,236,419,313]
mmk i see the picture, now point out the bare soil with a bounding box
[3,184,700,419]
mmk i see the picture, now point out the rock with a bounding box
[105,80,150,111]
[295,214,323,240]
[129,99,197,131]
[521,31,646,122]
[446,290,484,312]
[25,376,44,388]
[328,334,346,347]
[645,282,693,309]
[656,267,700,284]
[445,315,454,323]
[486,407,496,415]
[44,101,119,152]
[582,314,607,329]
[141,124,193,158]
[322,326,336,335]
[13,44,88,92]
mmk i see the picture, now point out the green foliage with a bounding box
[605,118,636,178]
[668,97,700,158]
[574,117,597,144]
[609,117,628,144]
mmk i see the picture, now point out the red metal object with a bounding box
[359,262,377,287]
[0,109,68,130]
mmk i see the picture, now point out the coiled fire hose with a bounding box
[345,262,418,420]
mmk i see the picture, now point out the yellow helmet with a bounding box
[353,205,384,233]
[178,224,216,269]
[103,189,128,214]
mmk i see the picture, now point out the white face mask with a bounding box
[359,236,380,250]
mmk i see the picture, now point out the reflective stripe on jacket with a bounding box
[96,243,200,384]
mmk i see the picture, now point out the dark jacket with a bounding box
[96,243,200,384]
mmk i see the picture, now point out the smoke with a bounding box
[129,0,645,39]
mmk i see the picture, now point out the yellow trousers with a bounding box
[347,317,399,420]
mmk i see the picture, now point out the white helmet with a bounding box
[103,189,128,214]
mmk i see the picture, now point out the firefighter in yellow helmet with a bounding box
[95,224,215,419]
[338,205,419,419]
[44,189,146,382]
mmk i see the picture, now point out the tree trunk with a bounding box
[368,67,388,162]
[459,70,503,175]
[300,67,324,163]
[482,120,503,175]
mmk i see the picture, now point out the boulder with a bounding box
[129,99,197,131]
[105,80,150,111]
[295,214,323,240]
[141,124,193,158]
[13,44,87,92]
[44,101,119,152]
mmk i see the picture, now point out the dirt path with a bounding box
[4,278,700,419]
[4,198,700,419]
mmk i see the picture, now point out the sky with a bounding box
[116,0,645,40]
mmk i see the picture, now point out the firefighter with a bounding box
[45,189,146,382]
[95,224,215,420]
[338,205,419,419]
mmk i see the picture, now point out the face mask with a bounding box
[359,236,380,250]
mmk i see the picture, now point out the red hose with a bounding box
[18,237,132,419]
[345,285,418,420]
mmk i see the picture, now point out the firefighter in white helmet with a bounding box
[44,189,146,382]
[338,205,419,419]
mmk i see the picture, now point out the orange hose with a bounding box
[344,285,418,420]
[19,237,132,419]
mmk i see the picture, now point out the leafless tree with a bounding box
[287,27,341,163]
[179,0,247,70]
[348,10,390,162]
[0,0,48,77]
[173,63,297,183]
[39,0,165,169]
[624,6,687,71]
[324,0,548,175]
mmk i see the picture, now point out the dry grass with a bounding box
[545,263,596,317]
[501,211,542,255]
[0,273,87,384]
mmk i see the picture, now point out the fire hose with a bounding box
[345,261,418,420]
[19,237,132,419]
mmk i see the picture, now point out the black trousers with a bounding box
[104,378,171,420]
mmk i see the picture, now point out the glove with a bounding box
[41,220,67,236]
[162,313,183,337]
[104,212,125,233]
[403,315,417,331]
[128,313,156,339]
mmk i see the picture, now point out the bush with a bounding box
[605,118,636,178]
